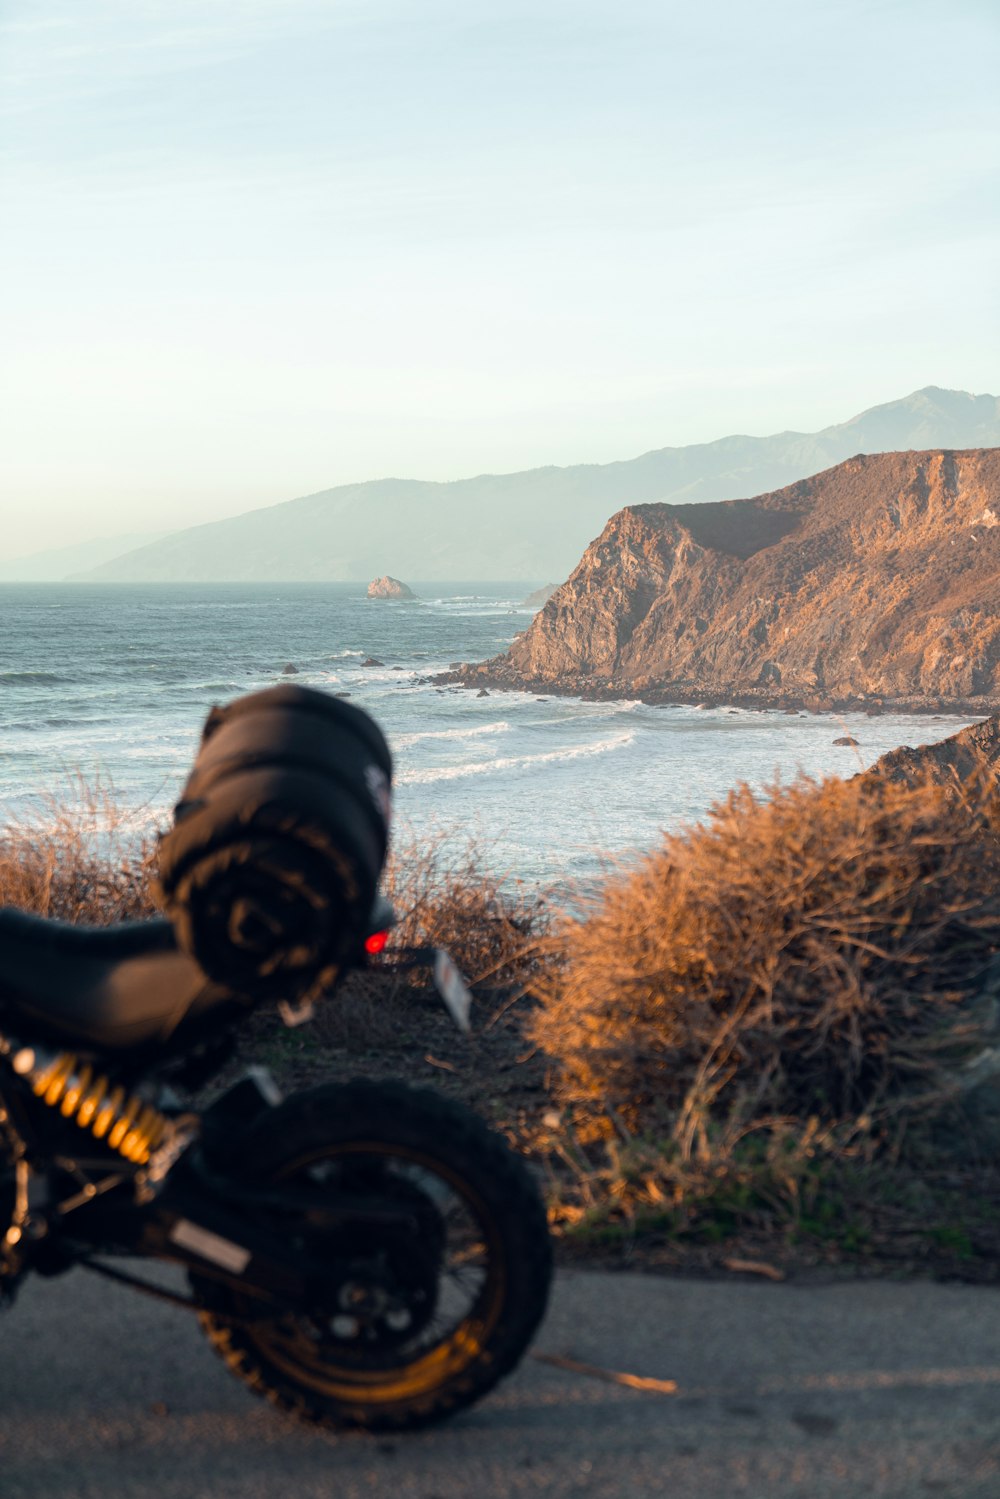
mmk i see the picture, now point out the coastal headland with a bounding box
[440,448,1000,717]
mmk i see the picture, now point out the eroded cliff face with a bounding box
[457,450,1000,709]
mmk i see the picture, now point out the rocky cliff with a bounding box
[453,449,1000,711]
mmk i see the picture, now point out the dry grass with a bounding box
[0,796,546,984]
[0,777,157,923]
[379,832,549,994]
[529,769,1000,1188]
[310,833,549,1051]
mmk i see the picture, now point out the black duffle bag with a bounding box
[156,685,392,1002]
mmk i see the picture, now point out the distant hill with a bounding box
[0,531,173,582]
[453,449,1000,712]
[75,387,1000,583]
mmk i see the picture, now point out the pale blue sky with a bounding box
[2,0,998,558]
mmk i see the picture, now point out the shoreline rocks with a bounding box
[431,658,995,718]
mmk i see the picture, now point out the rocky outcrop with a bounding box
[448,450,1000,712]
[367,576,416,600]
[871,714,1000,786]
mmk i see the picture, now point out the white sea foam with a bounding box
[424,596,527,615]
[398,729,637,785]
[393,720,512,749]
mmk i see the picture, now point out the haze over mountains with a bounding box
[0,532,172,583]
[11,386,1000,584]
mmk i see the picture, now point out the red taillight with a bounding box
[364,930,389,956]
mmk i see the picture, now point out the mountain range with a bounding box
[38,385,1000,584]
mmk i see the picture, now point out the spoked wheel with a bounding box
[191,1080,552,1431]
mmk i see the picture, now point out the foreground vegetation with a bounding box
[3,769,1000,1279]
[529,769,1000,1276]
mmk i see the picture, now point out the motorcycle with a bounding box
[0,688,552,1431]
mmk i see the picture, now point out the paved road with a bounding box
[1,1266,998,1498]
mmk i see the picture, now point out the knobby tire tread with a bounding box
[193,1078,552,1431]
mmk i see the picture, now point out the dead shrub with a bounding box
[0,777,157,924]
[530,769,1000,1161]
[378,832,548,995]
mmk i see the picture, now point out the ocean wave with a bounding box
[324,667,417,686]
[423,597,526,614]
[41,716,114,729]
[398,729,636,785]
[154,601,259,610]
[121,745,194,761]
[3,716,99,733]
[393,720,511,749]
[0,671,68,686]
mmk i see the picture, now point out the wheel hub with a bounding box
[318,1242,439,1348]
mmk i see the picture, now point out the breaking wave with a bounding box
[393,720,511,749]
[397,730,636,785]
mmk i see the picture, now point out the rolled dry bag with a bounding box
[156,685,392,1001]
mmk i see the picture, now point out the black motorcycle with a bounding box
[0,686,552,1430]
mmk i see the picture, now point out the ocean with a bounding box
[0,583,975,890]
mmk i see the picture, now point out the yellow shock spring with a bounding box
[26,1050,170,1165]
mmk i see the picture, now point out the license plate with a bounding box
[433,948,472,1033]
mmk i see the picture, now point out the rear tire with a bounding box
[191,1079,552,1431]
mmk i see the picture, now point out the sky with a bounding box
[2,0,998,560]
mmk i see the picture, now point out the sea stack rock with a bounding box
[368,576,417,600]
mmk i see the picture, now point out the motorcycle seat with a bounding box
[0,908,228,1052]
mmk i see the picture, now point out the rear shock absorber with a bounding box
[10,1045,170,1165]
